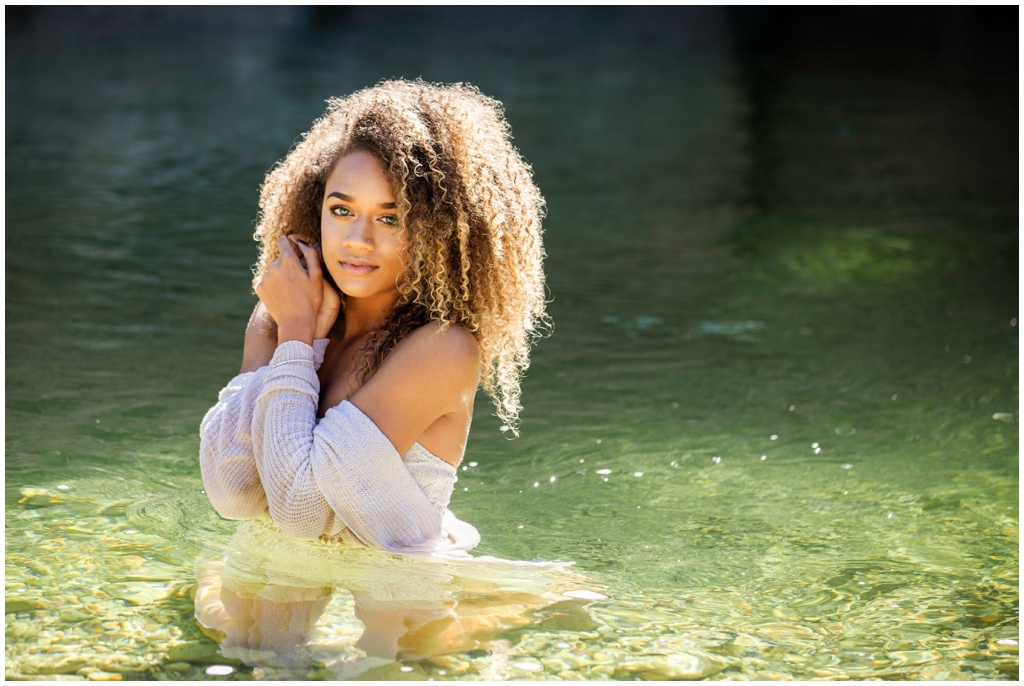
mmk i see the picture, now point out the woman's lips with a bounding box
[339,262,377,276]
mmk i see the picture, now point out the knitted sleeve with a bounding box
[251,341,446,552]
[199,339,329,520]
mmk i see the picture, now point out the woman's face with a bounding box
[319,151,406,303]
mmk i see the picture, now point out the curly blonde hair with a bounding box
[252,79,548,432]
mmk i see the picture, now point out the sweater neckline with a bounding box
[405,442,459,474]
[314,414,459,473]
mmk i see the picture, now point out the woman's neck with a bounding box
[338,291,399,342]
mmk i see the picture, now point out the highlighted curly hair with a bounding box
[253,79,549,432]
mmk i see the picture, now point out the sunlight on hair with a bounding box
[253,80,548,432]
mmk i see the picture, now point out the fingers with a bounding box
[322,277,341,307]
[284,234,322,255]
[294,239,322,280]
[277,234,300,259]
[314,277,342,338]
[274,235,311,274]
[285,233,319,247]
[284,234,315,269]
[277,235,323,280]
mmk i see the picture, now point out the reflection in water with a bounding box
[194,562,332,675]
[191,518,601,678]
[730,215,953,290]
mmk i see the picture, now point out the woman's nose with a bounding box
[342,218,374,249]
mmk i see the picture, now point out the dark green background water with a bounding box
[6,7,1018,680]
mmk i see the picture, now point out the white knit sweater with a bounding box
[199,339,479,554]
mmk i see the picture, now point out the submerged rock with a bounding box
[20,656,87,675]
[541,656,580,672]
[989,638,1018,655]
[165,642,239,665]
[614,653,726,680]
[100,584,169,607]
[161,663,191,673]
[6,674,87,682]
[58,609,91,623]
[889,649,941,666]
[6,599,43,614]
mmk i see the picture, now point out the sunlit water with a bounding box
[6,7,1018,681]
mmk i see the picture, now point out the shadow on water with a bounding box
[6,6,1018,681]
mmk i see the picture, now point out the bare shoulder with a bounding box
[402,322,479,357]
[353,322,480,444]
[352,322,480,458]
[385,322,480,378]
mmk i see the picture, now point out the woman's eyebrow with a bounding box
[326,191,396,209]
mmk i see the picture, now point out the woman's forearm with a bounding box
[252,342,335,538]
[252,342,446,550]
[202,338,329,521]
[200,369,270,519]
[241,302,279,373]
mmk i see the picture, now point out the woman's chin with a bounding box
[336,283,394,302]
[331,277,368,298]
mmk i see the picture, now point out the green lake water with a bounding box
[6,7,1018,681]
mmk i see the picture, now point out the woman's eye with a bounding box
[330,206,352,217]
[380,215,398,226]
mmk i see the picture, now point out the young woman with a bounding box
[194,81,585,668]
[199,79,547,552]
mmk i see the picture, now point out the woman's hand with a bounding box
[283,234,341,339]
[315,263,342,339]
[255,236,325,346]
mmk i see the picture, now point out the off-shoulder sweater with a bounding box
[199,339,480,555]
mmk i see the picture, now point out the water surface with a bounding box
[6,7,1018,681]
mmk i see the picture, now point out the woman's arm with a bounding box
[200,367,271,520]
[200,301,278,519]
[250,328,478,547]
[249,236,479,547]
[241,302,279,373]
[243,237,339,373]
[203,233,340,519]
[200,337,330,520]
[348,322,479,458]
